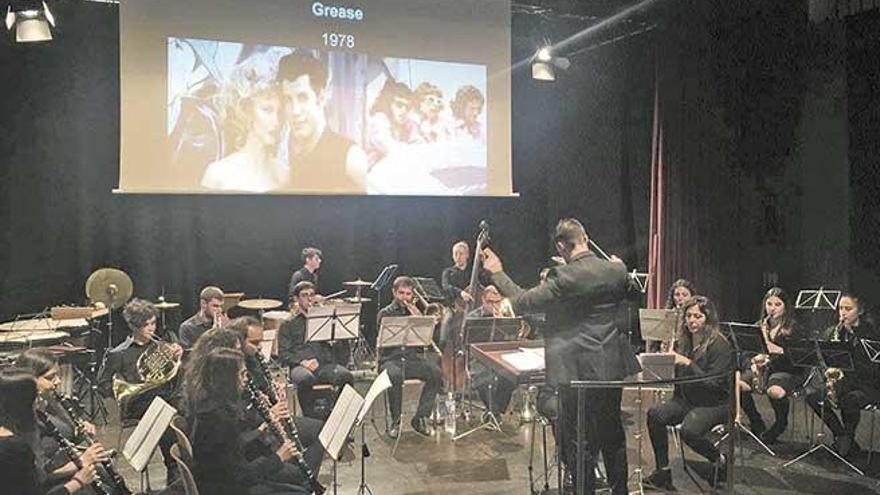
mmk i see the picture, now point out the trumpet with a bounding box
[112,335,181,407]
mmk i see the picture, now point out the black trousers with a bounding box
[805,383,880,438]
[290,364,355,419]
[382,356,443,420]
[647,396,728,469]
[263,415,326,489]
[558,387,628,495]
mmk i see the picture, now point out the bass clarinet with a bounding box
[54,391,132,495]
[245,376,326,495]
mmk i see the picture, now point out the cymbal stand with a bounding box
[76,319,109,424]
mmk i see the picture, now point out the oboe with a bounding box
[35,409,110,495]
[54,391,132,495]
[245,377,325,495]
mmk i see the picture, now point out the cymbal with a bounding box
[85,268,133,309]
[343,279,372,287]
[344,296,372,303]
[155,301,180,310]
[238,298,283,310]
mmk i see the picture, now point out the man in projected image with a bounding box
[277,52,368,193]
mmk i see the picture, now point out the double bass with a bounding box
[442,221,490,393]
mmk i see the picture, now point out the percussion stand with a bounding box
[77,319,109,424]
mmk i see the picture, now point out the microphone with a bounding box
[479,219,489,231]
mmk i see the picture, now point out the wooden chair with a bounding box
[169,444,200,495]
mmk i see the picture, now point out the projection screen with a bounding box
[118,0,513,196]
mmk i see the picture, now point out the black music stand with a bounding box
[783,340,862,474]
[722,322,776,456]
[452,317,524,441]
[377,316,436,455]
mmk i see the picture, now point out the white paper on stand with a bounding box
[123,397,177,472]
[357,369,392,425]
[501,349,545,371]
[319,385,364,461]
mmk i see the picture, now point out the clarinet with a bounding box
[54,391,132,495]
[253,355,301,442]
[245,377,326,495]
[34,409,110,495]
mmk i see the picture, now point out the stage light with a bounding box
[531,47,570,82]
[6,1,56,43]
[536,47,552,62]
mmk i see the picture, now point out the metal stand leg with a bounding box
[355,421,374,495]
[782,398,864,475]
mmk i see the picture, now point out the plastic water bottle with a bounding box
[444,392,456,437]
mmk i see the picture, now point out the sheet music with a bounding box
[501,349,545,371]
[357,369,392,425]
[319,385,363,461]
[123,397,176,472]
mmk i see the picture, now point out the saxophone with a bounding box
[749,317,772,394]
[35,408,111,495]
[245,376,326,495]
[824,367,844,409]
[54,391,132,495]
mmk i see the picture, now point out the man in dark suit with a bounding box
[482,218,640,495]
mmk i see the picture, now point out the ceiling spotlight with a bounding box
[531,47,570,82]
[536,47,552,62]
[6,1,56,43]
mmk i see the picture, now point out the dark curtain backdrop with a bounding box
[846,10,880,307]
[0,2,654,335]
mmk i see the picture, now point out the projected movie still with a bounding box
[119,0,512,196]
[167,38,487,195]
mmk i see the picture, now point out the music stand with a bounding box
[377,316,435,455]
[452,317,524,441]
[795,288,841,311]
[306,304,361,344]
[371,264,399,293]
[860,339,880,363]
[639,309,677,350]
[722,322,776,456]
[783,340,862,474]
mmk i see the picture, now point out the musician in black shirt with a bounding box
[643,296,734,490]
[483,218,640,495]
[97,298,183,482]
[15,350,110,494]
[805,293,880,456]
[439,240,490,348]
[288,247,322,301]
[179,286,226,348]
[183,348,306,495]
[378,276,443,439]
[278,282,354,420]
[0,371,96,495]
[277,52,367,193]
[738,287,799,444]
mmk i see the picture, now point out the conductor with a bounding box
[481,218,640,495]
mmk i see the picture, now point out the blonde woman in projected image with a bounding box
[200,64,287,193]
